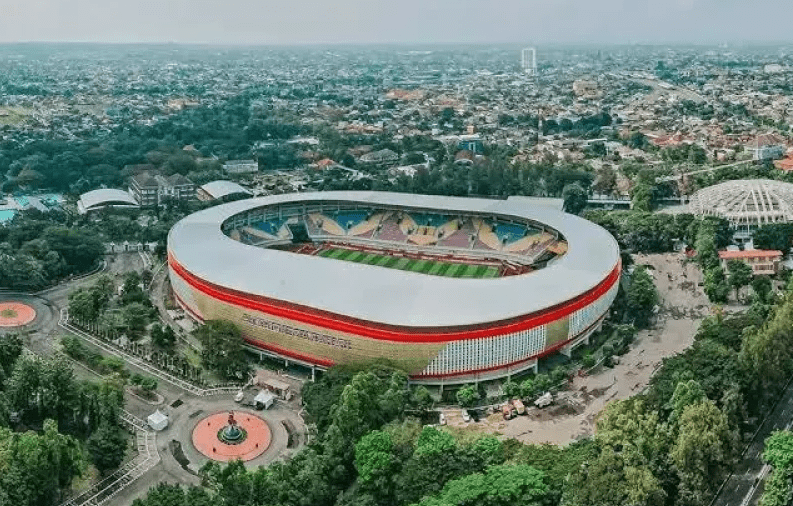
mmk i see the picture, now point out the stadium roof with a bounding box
[78,188,138,214]
[168,192,620,328]
[200,180,252,200]
[688,179,793,227]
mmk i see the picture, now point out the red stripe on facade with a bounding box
[173,291,205,323]
[169,253,620,343]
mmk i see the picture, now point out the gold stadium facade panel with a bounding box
[167,192,621,384]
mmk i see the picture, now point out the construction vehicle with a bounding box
[512,399,526,415]
[534,392,553,408]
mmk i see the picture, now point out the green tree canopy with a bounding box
[626,266,659,328]
[193,320,251,380]
[414,464,548,506]
[562,183,588,215]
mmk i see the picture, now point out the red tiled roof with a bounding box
[752,133,785,149]
[774,157,793,171]
[718,249,782,259]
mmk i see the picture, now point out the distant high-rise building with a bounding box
[521,48,537,76]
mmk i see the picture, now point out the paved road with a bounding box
[714,377,793,506]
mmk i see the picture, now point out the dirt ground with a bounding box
[445,253,711,445]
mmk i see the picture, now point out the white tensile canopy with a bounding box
[254,390,276,410]
[147,410,168,431]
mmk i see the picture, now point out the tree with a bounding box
[703,267,730,304]
[626,267,658,328]
[727,259,753,300]
[752,223,793,252]
[596,398,669,464]
[193,320,251,380]
[355,430,395,485]
[87,422,128,475]
[562,183,588,215]
[0,419,84,506]
[752,276,774,304]
[670,379,707,422]
[151,324,177,349]
[629,132,649,150]
[565,448,666,506]
[502,379,521,399]
[415,426,457,457]
[0,332,23,382]
[764,430,793,470]
[416,464,548,506]
[593,166,617,195]
[760,431,793,506]
[411,386,434,411]
[40,226,104,274]
[456,385,479,407]
[132,483,213,506]
[672,401,735,505]
[122,302,151,336]
[631,183,655,212]
[520,378,537,399]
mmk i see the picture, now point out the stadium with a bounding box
[689,179,793,240]
[168,192,621,384]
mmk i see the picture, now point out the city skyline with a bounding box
[3,0,793,46]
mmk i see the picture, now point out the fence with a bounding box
[59,411,159,506]
[59,309,242,397]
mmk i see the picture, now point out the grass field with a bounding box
[317,247,500,278]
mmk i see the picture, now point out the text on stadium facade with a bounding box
[241,313,353,350]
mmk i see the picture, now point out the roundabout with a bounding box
[191,410,272,462]
[0,302,37,327]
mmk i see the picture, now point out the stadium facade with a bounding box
[168,192,620,384]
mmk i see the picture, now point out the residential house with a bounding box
[718,249,783,276]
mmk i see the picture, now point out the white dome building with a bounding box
[689,179,793,238]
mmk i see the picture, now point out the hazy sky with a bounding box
[1,0,792,45]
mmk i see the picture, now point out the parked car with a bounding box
[439,413,447,425]
[461,409,472,422]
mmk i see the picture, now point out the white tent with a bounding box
[147,410,168,431]
[254,390,276,410]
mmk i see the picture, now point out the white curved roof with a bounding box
[79,189,138,210]
[689,179,793,227]
[201,180,252,200]
[168,192,620,328]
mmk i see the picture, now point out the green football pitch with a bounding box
[316,248,500,278]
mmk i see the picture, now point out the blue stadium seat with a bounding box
[332,211,369,230]
[493,223,528,243]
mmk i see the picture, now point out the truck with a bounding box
[511,399,526,415]
[502,403,516,420]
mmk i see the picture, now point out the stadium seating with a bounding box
[241,207,561,266]
[410,213,449,228]
[438,219,474,248]
[348,213,384,238]
[376,213,408,242]
[398,214,418,235]
[471,219,498,250]
[493,223,527,244]
[305,214,323,236]
[253,218,286,236]
[332,211,369,230]
[243,225,277,240]
[546,240,568,256]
